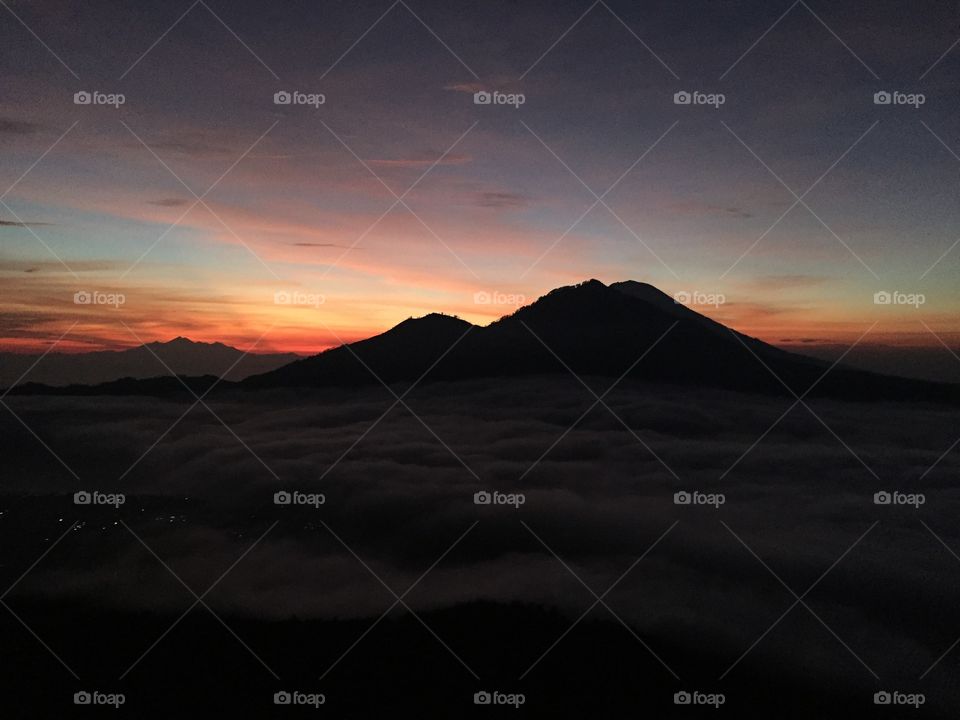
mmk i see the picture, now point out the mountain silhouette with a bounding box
[0,337,297,388]
[7,281,958,403]
[243,313,474,389]
[244,280,959,404]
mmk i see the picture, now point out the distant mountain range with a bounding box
[6,281,959,403]
[0,337,298,388]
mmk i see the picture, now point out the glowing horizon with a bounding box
[2,1,958,356]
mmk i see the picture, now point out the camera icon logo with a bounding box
[674,690,692,705]
[274,690,292,705]
[274,491,292,505]
[873,491,891,505]
[874,691,891,705]
[74,91,92,105]
[674,491,691,505]
[74,290,92,305]
[474,491,491,505]
[673,291,691,304]
[274,290,291,305]
[673,91,692,105]
[474,91,492,105]
[873,91,892,105]
[473,291,491,304]
[873,291,891,305]
[74,691,92,705]
[474,691,492,705]
[74,491,92,505]
[274,91,292,105]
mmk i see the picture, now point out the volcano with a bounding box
[242,280,958,404]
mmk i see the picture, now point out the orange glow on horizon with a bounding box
[3,294,957,357]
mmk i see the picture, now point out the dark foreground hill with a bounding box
[0,598,884,719]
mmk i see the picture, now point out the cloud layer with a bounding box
[2,378,959,705]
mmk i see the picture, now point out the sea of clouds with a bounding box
[2,377,959,708]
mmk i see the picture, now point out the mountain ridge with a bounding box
[6,280,959,404]
[243,280,958,404]
[0,337,299,388]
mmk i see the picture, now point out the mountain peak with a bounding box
[146,336,199,348]
[389,312,474,336]
[401,312,472,326]
[504,278,621,323]
[610,280,674,303]
[543,278,607,297]
[579,278,607,289]
[146,336,232,351]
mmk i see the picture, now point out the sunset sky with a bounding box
[1,0,959,354]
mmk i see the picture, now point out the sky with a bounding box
[1,0,959,355]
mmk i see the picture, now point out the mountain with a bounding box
[244,280,960,404]
[243,314,474,389]
[8,281,957,403]
[0,337,298,388]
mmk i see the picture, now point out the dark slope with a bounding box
[243,313,475,389]
[9,374,223,397]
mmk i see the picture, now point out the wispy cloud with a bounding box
[0,219,53,227]
[444,81,487,94]
[369,153,471,168]
[291,242,358,249]
[476,191,530,209]
[666,200,753,219]
[0,118,42,136]
[147,198,190,207]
